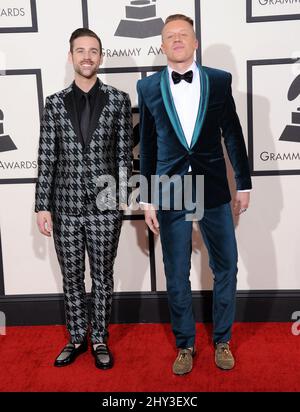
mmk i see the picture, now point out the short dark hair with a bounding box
[164,14,194,27]
[69,28,102,55]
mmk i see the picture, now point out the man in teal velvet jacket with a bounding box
[137,14,252,375]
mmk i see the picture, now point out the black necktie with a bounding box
[171,70,193,85]
[80,93,90,144]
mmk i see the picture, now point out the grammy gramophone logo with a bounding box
[0,109,17,153]
[280,74,300,143]
[115,0,164,39]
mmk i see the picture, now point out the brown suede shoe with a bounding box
[215,342,235,370]
[172,347,195,375]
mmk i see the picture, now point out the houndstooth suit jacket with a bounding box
[35,81,133,216]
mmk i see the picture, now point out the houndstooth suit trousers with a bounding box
[53,211,123,344]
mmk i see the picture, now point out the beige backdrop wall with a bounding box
[0,0,299,299]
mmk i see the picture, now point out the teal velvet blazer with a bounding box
[137,65,252,209]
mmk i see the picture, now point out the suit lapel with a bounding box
[63,81,109,149]
[190,64,210,149]
[63,88,84,146]
[85,81,108,148]
[160,68,189,150]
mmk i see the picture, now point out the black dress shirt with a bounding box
[73,78,100,143]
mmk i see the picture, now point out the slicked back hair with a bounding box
[69,28,102,55]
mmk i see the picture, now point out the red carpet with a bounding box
[0,322,299,392]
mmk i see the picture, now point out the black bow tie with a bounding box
[171,70,193,85]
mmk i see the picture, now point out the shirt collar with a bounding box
[168,61,198,83]
[73,77,100,98]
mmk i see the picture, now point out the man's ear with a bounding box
[68,51,73,64]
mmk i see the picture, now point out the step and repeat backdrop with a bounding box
[0,0,299,299]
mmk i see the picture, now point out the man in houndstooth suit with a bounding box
[35,28,133,370]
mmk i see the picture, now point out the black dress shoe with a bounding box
[54,339,88,367]
[92,343,114,370]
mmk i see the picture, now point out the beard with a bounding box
[74,61,98,79]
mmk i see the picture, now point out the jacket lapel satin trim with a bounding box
[160,68,189,150]
[85,81,108,149]
[63,88,84,146]
[190,64,210,149]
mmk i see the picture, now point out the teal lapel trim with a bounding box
[190,64,210,149]
[160,68,189,150]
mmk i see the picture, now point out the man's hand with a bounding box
[141,204,160,235]
[37,211,53,237]
[233,192,250,216]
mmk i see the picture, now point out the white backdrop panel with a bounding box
[0,184,62,295]
[87,0,195,69]
[0,73,40,179]
[0,0,33,28]
[251,0,300,17]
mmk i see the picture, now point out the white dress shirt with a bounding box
[168,61,200,150]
